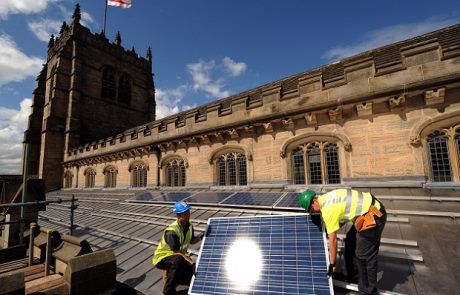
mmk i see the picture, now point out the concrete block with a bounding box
[64,248,116,295]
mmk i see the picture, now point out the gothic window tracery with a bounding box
[216,152,247,186]
[103,165,118,188]
[64,171,73,188]
[292,142,341,185]
[165,159,186,187]
[427,124,460,182]
[84,168,96,188]
[130,161,147,187]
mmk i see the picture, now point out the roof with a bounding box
[38,187,460,295]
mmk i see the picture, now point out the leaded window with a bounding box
[428,131,452,182]
[118,74,131,105]
[165,159,186,187]
[292,142,341,185]
[84,168,96,188]
[64,171,73,188]
[293,149,305,184]
[131,162,147,187]
[101,68,116,100]
[104,166,117,188]
[216,152,247,186]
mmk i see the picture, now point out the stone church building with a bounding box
[25,5,460,193]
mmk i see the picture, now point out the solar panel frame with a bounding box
[189,213,333,295]
[153,191,191,202]
[220,192,285,208]
[184,192,236,205]
[274,192,303,209]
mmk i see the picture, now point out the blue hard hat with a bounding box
[172,201,191,214]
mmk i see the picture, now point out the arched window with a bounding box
[101,68,116,100]
[118,74,131,105]
[216,152,247,186]
[84,168,96,188]
[292,142,341,185]
[64,171,73,188]
[426,125,460,182]
[103,165,118,188]
[130,161,147,187]
[165,159,186,186]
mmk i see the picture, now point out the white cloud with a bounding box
[187,59,230,98]
[157,56,248,117]
[155,85,189,119]
[0,98,32,174]
[28,18,62,42]
[324,17,460,61]
[0,0,58,19]
[0,34,44,86]
[222,56,247,77]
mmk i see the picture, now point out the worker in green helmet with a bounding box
[299,189,386,295]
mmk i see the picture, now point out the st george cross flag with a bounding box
[108,0,132,8]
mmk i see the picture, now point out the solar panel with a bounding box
[220,192,284,207]
[184,192,234,204]
[153,191,191,202]
[275,192,302,208]
[190,214,332,295]
[128,192,156,201]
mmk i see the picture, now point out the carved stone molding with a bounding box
[245,126,256,137]
[263,122,274,133]
[229,129,240,139]
[389,95,405,110]
[356,102,373,117]
[282,118,295,130]
[305,113,317,125]
[215,132,225,142]
[410,135,421,145]
[425,88,445,106]
[201,135,212,145]
[328,107,343,122]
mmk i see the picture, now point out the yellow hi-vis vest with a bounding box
[318,189,381,234]
[152,220,193,266]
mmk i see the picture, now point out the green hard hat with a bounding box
[298,189,317,211]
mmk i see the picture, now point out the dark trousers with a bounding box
[156,255,194,295]
[345,208,387,295]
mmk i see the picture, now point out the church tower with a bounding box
[24,4,156,191]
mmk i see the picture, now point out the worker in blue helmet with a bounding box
[299,189,386,295]
[153,201,204,295]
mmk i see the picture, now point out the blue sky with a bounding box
[1,0,460,174]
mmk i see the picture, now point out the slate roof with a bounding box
[38,188,460,295]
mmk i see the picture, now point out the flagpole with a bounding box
[102,0,108,34]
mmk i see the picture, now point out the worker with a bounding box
[153,201,204,295]
[299,189,386,295]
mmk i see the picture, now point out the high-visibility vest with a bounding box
[152,220,193,266]
[318,189,381,234]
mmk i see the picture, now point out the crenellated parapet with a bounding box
[64,23,460,164]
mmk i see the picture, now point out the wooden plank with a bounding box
[25,274,64,294]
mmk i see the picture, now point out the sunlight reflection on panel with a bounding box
[225,238,263,290]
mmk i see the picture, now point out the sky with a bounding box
[1,0,460,174]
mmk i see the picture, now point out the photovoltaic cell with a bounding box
[275,192,302,209]
[221,192,284,207]
[184,192,234,204]
[129,192,156,201]
[190,214,332,295]
[153,191,191,202]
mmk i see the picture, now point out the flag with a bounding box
[108,0,132,8]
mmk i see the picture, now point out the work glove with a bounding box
[327,263,336,277]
